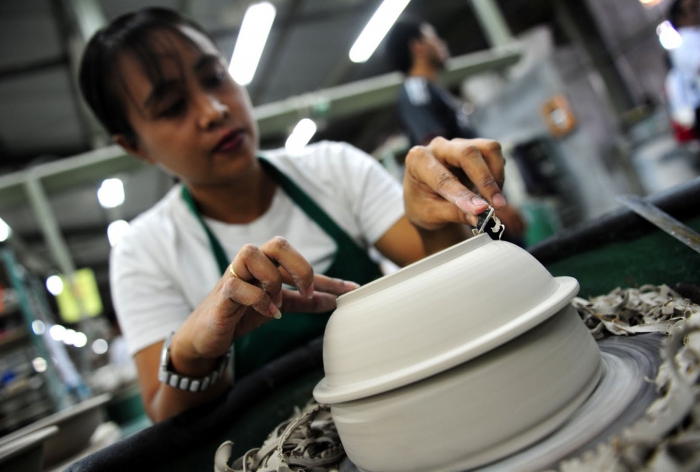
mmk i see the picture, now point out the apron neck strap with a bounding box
[181,186,230,275]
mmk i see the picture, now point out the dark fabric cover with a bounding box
[66,337,323,472]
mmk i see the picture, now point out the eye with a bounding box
[158,99,186,118]
[203,69,227,88]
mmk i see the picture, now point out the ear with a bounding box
[113,134,153,164]
[409,38,426,60]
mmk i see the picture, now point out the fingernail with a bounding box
[492,193,506,208]
[274,292,283,308]
[307,282,314,300]
[471,197,488,208]
[269,303,282,319]
[345,281,360,290]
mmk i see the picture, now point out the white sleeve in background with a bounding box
[110,221,192,356]
[672,28,700,104]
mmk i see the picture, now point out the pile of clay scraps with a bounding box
[214,402,344,472]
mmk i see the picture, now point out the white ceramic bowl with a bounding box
[314,234,579,404]
[329,305,601,472]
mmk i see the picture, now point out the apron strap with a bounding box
[181,186,230,275]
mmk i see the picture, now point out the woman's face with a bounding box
[115,25,259,186]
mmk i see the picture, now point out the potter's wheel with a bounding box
[340,334,663,472]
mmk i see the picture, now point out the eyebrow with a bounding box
[194,54,220,72]
[143,79,180,108]
[142,54,221,108]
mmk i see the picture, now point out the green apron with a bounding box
[182,157,383,378]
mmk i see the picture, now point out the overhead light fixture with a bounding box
[32,320,46,335]
[228,1,277,85]
[32,357,48,373]
[46,275,64,296]
[73,332,88,348]
[92,339,109,355]
[49,324,66,342]
[349,0,411,63]
[107,220,130,247]
[657,20,683,50]
[97,178,125,208]
[0,217,11,242]
[285,119,317,155]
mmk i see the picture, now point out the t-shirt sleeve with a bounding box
[398,78,446,145]
[328,143,405,245]
[110,225,192,356]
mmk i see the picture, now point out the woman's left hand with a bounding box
[404,137,506,230]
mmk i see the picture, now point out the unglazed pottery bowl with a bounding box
[312,234,601,471]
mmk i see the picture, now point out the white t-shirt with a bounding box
[110,141,404,356]
[671,26,700,109]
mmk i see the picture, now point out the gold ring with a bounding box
[229,263,238,278]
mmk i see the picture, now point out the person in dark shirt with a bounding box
[386,19,526,243]
[388,21,477,146]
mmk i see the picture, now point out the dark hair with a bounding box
[385,20,423,73]
[668,0,684,29]
[78,8,214,142]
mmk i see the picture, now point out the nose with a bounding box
[196,92,230,130]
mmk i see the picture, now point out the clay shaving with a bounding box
[214,403,344,472]
[215,285,700,472]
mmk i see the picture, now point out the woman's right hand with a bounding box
[137,236,357,422]
[170,236,358,367]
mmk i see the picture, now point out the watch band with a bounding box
[158,332,231,392]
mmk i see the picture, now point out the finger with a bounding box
[280,290,339,313]
[283,272,359,296]
[428,137,506,209]
[230,244,284,308]
[454,138,506,190]
[406,145,489,217]
[221,276,281,319]
[259,237,315,299]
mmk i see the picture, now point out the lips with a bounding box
[213,129,245,154]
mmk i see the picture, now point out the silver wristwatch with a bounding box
[158,332,231,392]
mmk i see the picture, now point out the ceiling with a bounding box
[0,0,560,313]
[0,0,557,168]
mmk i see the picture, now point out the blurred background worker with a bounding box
[668,0,700,136]
[386,19,526,245]
[387,20,478,147]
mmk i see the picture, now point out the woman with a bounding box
[79,8,507,422]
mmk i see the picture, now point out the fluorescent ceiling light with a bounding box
[285,119,317,155]
[349,0,411,63]
[107,220,131,247]
[97,178,125,208]
[46,275,64,296]
[229,2,277,85]
[0,217,11,242]
[657,21,683,50]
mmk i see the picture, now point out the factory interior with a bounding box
[0,0,699,471]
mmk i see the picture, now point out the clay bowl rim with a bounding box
[314,275,579,404]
